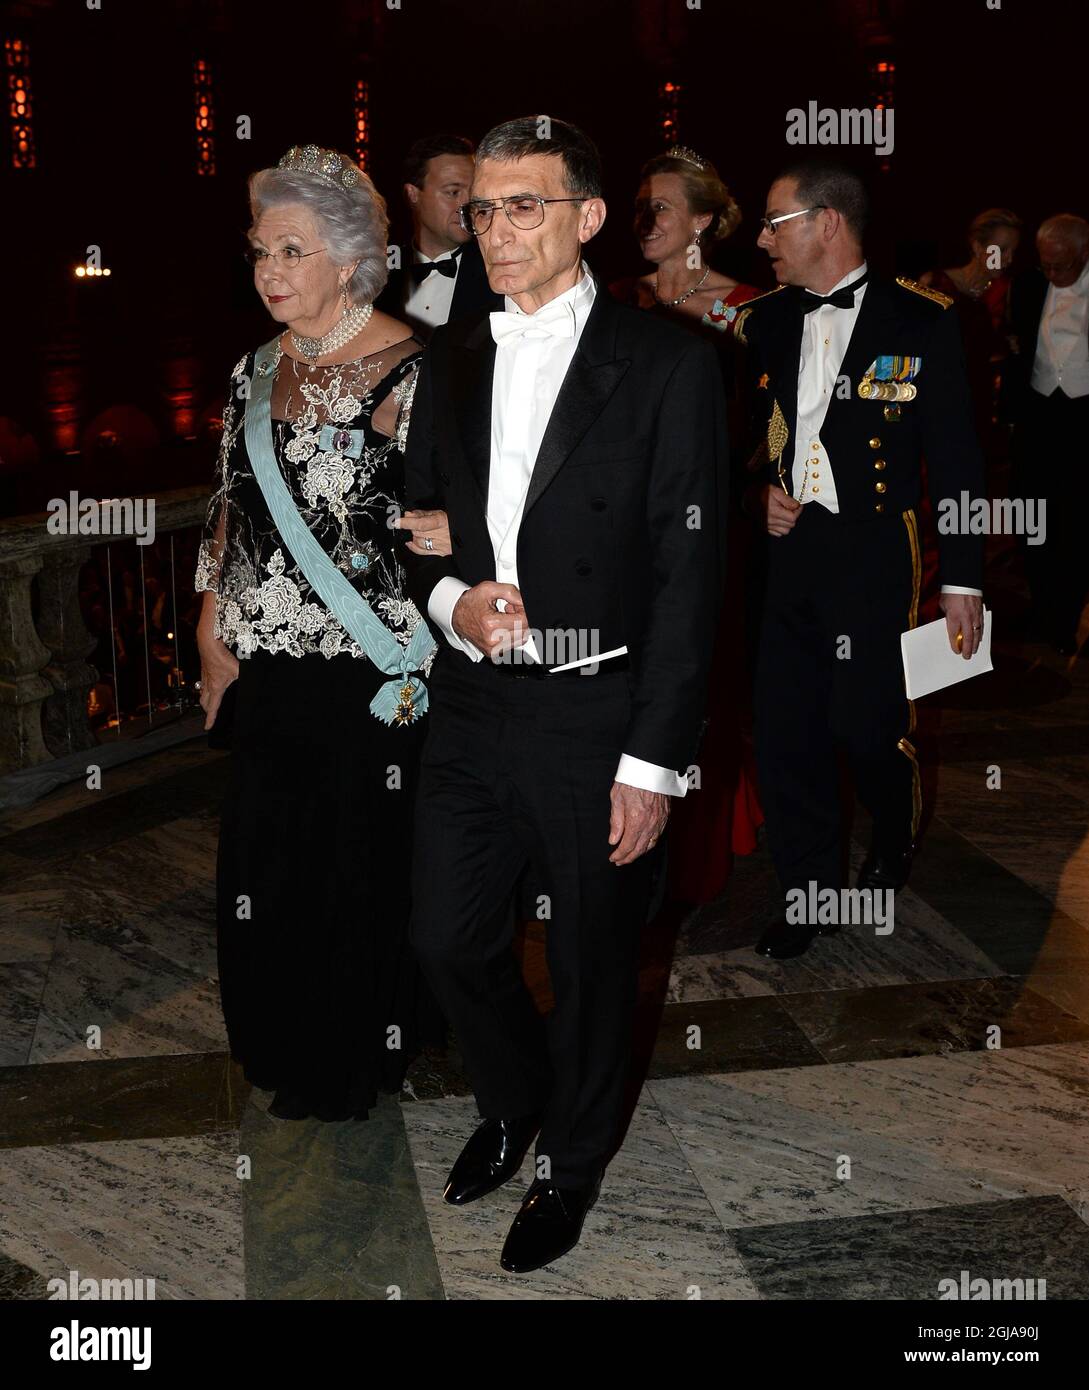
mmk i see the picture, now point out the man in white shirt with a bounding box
[740,159,986,959]
[402,116,726,1273]
[374,133,498,341]
[1008,213,1089,653]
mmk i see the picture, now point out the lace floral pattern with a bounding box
[196,337,432,672]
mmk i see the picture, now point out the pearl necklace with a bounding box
[291,301,374,363]
[654,265,710,306]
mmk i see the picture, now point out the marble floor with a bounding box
[2,613,1089,1300]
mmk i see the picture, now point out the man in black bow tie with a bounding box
[401,116,726,1272]
[375,132,499,340]
[738,158,986,959]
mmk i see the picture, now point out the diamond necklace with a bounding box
[291,301,374,363]
[654,265,710,306]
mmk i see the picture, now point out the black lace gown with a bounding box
[195,336,445,1118]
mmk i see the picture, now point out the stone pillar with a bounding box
[38,544,98,758]
[0,554,54,773]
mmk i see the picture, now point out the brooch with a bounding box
[318,423,365,459]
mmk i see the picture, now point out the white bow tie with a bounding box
[489,301,577,347]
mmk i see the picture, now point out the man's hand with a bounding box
[452,581,529,659]
[940,592,985,660]
[608,783,669,866]
[763,484,802,537]
[395,508,453,556]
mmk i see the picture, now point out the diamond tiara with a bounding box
[277,144,361,191]
[665,145,707,172]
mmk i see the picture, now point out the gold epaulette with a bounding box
[896,275,954,309]
[734,284,787,344]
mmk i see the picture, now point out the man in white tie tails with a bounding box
[401,116,727,1272]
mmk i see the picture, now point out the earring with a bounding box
[342,281,350,312]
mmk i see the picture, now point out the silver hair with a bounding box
[248,166,389,304]
[1037,213,1089,253]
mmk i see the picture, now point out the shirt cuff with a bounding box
[615,754,689,798]
[940,586,984,597]
[428,575,484,661]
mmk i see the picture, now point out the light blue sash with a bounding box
[242,337,436,725]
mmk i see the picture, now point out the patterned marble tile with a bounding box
[0,1131,244,1299]
[666,880,1003,1004]
[0,738,222,839]
[401,1092,756,1299]
[16,818,226,1065]
[0,962,48,1066]
[0,1248,49,1299]
[648,996,825,1077]
[243,1091,443,1301]
[731,1196,1089,1300]
[779,976,1089,1064]
[656,1043,1089,1229]
[0,1053,247,1149]
[0,756,228,870]
[893,814,1089,975]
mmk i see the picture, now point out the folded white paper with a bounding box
[901,609,993,700]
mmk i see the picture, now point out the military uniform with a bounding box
[741,272,985,896]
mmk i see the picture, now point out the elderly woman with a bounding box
[195,145,449,1122]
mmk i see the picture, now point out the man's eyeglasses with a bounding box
[460,195,587,236]
[759,206,827,236]
[243,245,326,269]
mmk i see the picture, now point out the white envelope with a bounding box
[901,609,993,700]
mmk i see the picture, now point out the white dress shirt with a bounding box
[427,267,689,797]
[403,245,462,338]
[1031,259,1089,399]
[792,261,980,598]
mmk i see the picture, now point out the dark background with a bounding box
[1,0,1076,514]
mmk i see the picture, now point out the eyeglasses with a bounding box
[243,245,326,270]
[759,206,827,236]
[460,195,587,236]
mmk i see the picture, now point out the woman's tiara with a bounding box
[665,145,708,172]
[277,144,360,191]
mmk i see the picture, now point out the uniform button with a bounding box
[590,496,607,511]
[869,437,881,449]
[811,471,820,479]
[438,470,450,484]
[875,502,885,513]
[811,442,820,451]
[812,486,820,494]
[875,481,887,494]
[874,459,886,470]
[575,561,592,577]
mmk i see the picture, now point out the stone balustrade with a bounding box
[0,486,210,774]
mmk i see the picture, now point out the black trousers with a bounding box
[754,502,921,895]
[1012,386,1089,647]
[409,651,656,1187]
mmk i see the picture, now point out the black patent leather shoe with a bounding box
[443,1113,542,1206]
[857,845,914,893]
[754,915,839,960]
[499,1174,601,1273]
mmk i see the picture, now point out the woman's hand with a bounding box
[396,508,453,556]
[196,592,239,730]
